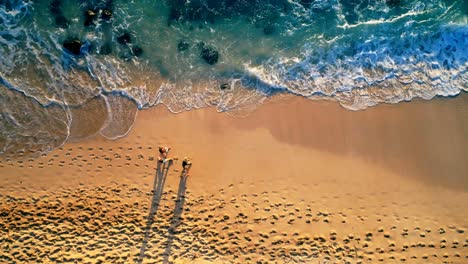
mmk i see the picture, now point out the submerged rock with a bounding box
[55,14,69,28]
[84,0,114,24]
[101,9,113,21]
[132,46,143,57]
[200,45,219,65]
[177,40,190,51]
[220,83,229,90]
[49,0,69,28]
[117,32,132,45]
[63,38,82,55]
[84,9,98,27]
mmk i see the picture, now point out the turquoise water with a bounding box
[0,0,467,155]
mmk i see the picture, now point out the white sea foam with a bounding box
[0,0,467,155]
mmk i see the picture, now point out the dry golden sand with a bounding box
[0,95,467,263]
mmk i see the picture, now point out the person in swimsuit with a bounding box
[158,146,172,163]
[182,157,192,176]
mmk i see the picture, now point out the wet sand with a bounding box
[0,95,467,263]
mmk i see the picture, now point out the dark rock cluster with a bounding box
[52,0,144,59]
[51,0,314,65]
[176,40,220,65]
[83,9,98,27]
[83,0,114,27]
[116,31,144,58]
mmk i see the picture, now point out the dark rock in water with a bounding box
[84,9,98,27]
[132,46,143,57]
[220,83,229,90]
[55,14,69,28]
[101,9,113,21]
[49,0,68,28]
[200,46,219,65]
[117,32,132,45]
[49,0,61,15]
[177,40,190,51]
[386,0,401,7]
[99,43,112,55]
[63,38,82,55]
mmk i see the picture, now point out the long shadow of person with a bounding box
[138,160,172,263]
[162,171,189,264]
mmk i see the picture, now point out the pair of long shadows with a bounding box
[138,160,189,264]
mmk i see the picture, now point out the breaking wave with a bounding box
[0,0,467,155]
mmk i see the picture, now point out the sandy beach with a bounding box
[0,95,467,263]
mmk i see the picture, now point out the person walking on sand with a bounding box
[158,145,173,164]
[182,157,192,176]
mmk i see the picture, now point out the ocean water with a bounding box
[0,0,467,155]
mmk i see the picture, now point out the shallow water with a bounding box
[0,0,467,155]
